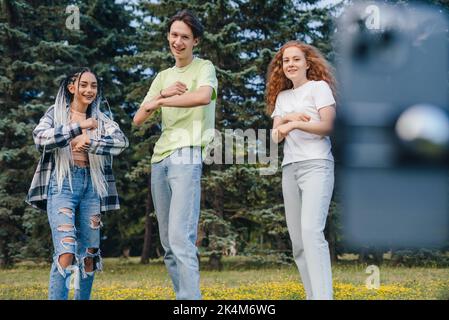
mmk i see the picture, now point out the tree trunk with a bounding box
[358,247,368,264]
[0,238,12,268]
[373,250,384,265]
[208,174,224,270]
[0,241,6,268]
[209,253,223,271]
[141,174,154,264]
[358,247,384,265]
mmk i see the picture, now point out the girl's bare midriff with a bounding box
[70,109,89,167]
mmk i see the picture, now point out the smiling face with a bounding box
[68,71,98,107]
[282,46,309,84]
[167,20,198,63]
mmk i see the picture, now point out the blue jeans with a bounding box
[151,147,202,300]
[47,166,102,300]
[282,160,334,300]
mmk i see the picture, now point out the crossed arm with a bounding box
[33,110,128,156]
[272,105,336,143]
[133,82,213,126]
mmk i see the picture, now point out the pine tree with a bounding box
[0,0,136,266]
[126,0,341,268]
[0,0,344,267]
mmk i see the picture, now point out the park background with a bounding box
[0,0,448,299]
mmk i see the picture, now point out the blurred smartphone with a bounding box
[334,1,449,248]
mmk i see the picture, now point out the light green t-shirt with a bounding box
[142,57,218,163]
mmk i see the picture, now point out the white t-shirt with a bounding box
[271,80,336,167]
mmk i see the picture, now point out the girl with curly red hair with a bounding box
[266,41,336,300]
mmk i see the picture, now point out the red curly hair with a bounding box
[265,41,336,115]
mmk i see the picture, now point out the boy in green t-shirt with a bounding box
[134,10,217,300]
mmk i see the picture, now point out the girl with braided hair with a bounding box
[27,68,128,300]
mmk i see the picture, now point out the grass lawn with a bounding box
[0,256,447,300]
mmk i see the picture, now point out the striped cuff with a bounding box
[68,122,83,138]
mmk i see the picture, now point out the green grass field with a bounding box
[0,256,448,300]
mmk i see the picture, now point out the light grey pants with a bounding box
[282,159,334,300]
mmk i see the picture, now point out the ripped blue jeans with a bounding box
[47,166,103,300]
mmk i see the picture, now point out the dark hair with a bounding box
[167,10,204,39]
[58,67,103,116]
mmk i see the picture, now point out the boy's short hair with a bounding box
[167,10,204,39]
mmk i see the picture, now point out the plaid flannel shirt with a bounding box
[26,105,129,212]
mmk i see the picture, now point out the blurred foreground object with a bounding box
[335,1,449,248]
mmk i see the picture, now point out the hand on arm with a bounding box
[88,118,129,156]
[33,108,93,153]
[72,133,90,152]
[158,85,213,108]
[282,112,311,123]
[133,81,195,126]
[160,81,188,98]
[72,119,98,152]
[289,105,336,136]
[271,113,311,144]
